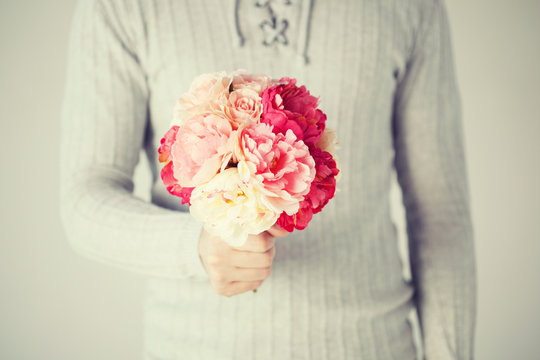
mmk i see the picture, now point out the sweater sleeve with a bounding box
[59,0,207,280]
[392,1,477,358]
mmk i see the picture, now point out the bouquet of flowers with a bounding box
[158,71,339,246]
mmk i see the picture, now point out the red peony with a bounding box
[260,77,326,147]
[309,148,339,213]
[276,200,313,231]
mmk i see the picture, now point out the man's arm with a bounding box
[392,1,477,358]
[60,0,206,279]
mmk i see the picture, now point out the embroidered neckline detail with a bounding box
[256,0,293,47]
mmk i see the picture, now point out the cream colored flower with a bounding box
[232,71,275,95]
[173,72,232,125]
[315,128,338,157]
[189,168,279,246]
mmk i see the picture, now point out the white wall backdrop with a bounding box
[1,0,539,359]
[447,1,540,358]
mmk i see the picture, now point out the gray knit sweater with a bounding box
[60,0,476,359]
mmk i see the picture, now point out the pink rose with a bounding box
[232,72,274,95]
[171,114,237,187]
[158,125,193,204]
[238,123,315,215]
[276,148,339,231]
[261,77,326,147]
[221,88,263,129]
[173,72,232,125]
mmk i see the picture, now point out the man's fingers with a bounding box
[266,225,289,238]
[230,267,272,282]
[223,281,263,297]
[229,247,275,268]
[233,233,275,252]
[201,228,275,297]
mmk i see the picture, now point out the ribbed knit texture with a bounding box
[60,0,476,359]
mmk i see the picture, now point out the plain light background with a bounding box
[1,0,539,359]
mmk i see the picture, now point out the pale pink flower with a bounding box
[158,125,194,204]
[160,161,194,205]
[277,148,339,231]
[237,123,315,215]
[158,125,180,164]
[232,72,275,95]
[173,72,232,125]
[171,114,237,187]
[220,88,263,129]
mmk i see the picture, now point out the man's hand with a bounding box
[198,226,287,297]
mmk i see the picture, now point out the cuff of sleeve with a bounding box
[175,218,208,280]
